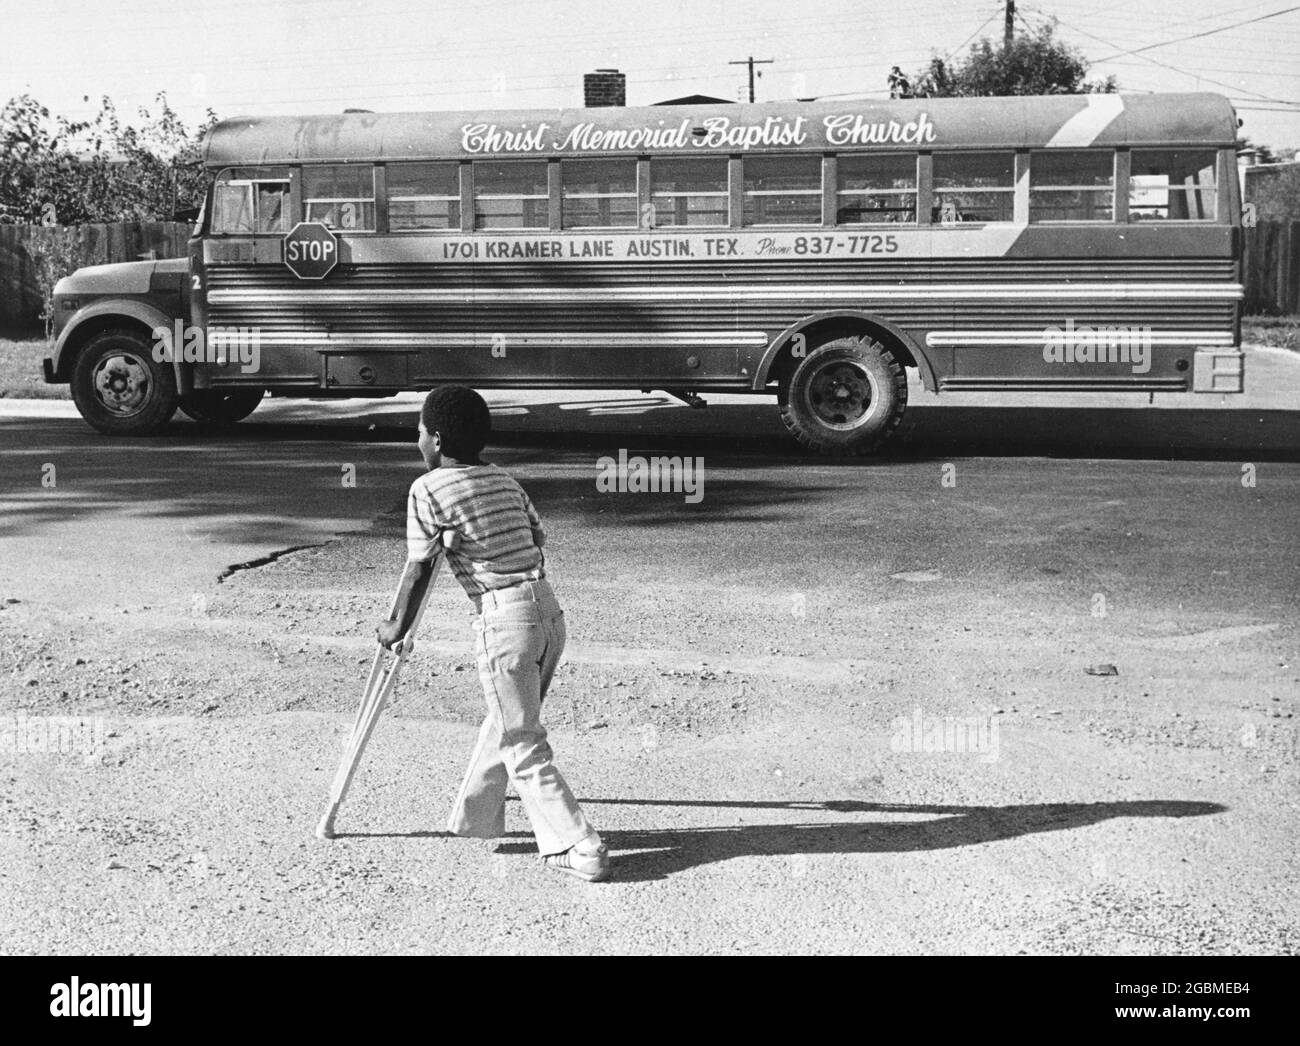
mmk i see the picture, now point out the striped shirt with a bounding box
[406,464,546,598]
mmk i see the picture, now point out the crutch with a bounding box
[316,528,460,840]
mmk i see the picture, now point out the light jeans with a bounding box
[447,579,595,856]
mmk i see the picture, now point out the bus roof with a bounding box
[203,93,1237,167]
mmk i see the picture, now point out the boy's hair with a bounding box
[420,385,492,459]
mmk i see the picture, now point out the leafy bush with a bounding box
[0,92,215,225]
[1249,165,1300,223]
[27,228,93,338]
[912,20,1116,98]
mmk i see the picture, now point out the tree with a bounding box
[1238,138,1300,220]
[1250,166,1300,221]
[1237,137,1279,165]
[0,94,90,225]
[913,20,1117,97]
[0,92,215,225]
[87,94,216,221]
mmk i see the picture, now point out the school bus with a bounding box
[43,91,1245,453]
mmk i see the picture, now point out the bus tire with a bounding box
[778,334,907,455]
[179,388,265,426]
[71,328,178,436]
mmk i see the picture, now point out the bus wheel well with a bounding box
[768,318,917,392]
[57,316,160,381]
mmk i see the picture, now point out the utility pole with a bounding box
[728,56,774,103]
[1004,0,1016,50]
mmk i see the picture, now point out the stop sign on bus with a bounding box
[283,222,338,279]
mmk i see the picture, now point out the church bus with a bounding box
[44,91,1245,453]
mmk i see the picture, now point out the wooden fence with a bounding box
[1243,220,1300,316]
[0,222,190,327]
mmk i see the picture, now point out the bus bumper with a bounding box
[1192,348,1244,393]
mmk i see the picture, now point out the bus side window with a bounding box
[649,158,729,227]
[742,155,822,226]
[1029,150,1114,223]
[304,164,377,231]
[836,154,917,224]
[473,161,549,230]
[212,181,253,235]
[256,183,289,233]
[210,167,290,234]
[562,159,638,229]
[932,152,1015,223]
[1129,150,1217,221]
[388,163,461,230]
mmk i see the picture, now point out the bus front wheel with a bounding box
[179,388,265,426]
[778,335,907,455]
[71,329,178,436]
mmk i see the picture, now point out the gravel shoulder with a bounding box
[2,442,1298,953]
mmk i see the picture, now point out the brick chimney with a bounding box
[584,69,626,107]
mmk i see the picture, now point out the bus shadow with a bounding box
[488,797,1226,882]
[235,397,1300,462]
[897,405,1300,461]
[1,395,1293,540]
[0,415,828,537]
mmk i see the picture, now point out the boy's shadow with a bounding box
[487,797,1225,882]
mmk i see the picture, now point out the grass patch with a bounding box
[0,337,69,399]
[1242,316,1300,352]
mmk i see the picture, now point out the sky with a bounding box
[3,0,1299,152]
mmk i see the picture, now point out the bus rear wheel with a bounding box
[179,388,265,426]
[71,329,178,436]
[778,334,907,455]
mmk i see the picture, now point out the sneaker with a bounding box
[543,841,611,882]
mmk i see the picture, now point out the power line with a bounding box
[1019,5,1299,105]
[1092,4,1300,61]
[941,5,1005,62]
[1059,0,1289,28]
[18,0,1300,125]
[1064,0,1286,28]
[12,9,974,98]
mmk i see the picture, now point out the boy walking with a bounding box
[376,385,610,882]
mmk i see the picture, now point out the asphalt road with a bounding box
[1,354,1298,954]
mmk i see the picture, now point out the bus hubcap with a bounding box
[805,361,877,430]
[93,353,151,417]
